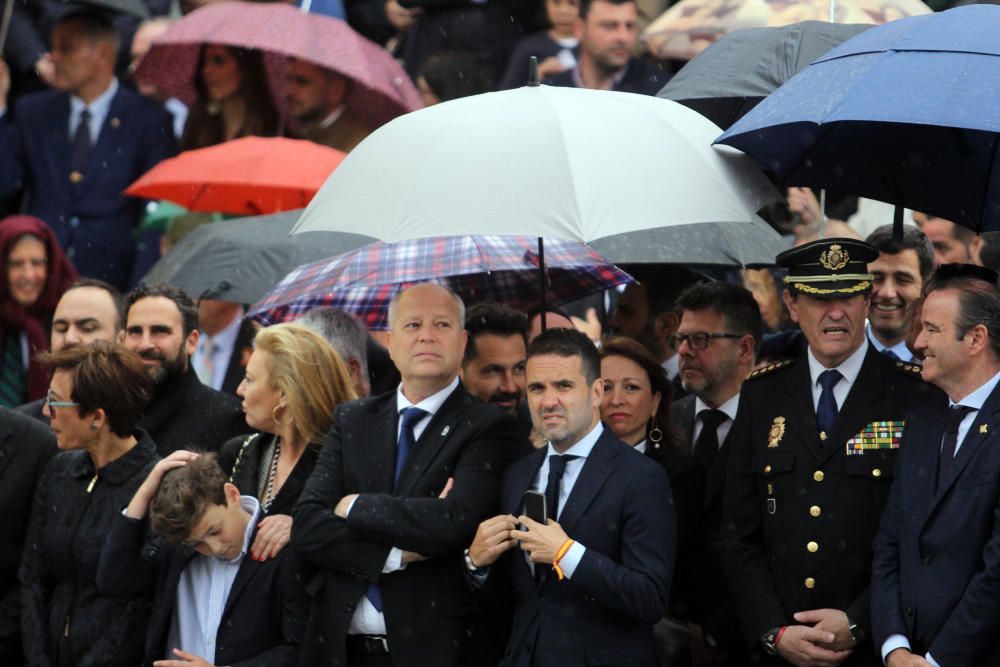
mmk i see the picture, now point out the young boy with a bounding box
[97,451,305,667]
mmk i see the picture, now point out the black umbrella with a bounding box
[1,0,149,54]
[142,210,376,304]
[658,20,871,130]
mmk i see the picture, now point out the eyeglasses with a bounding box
[45,390,80,409]
[670,332,744,351]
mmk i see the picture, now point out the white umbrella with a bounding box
[292,84,782,266]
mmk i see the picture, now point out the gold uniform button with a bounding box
[807,541,819,553]
[805,577,816,589]
[69,171,84,183]
[810,506,822,517]
[872,468,882,478]
[813,470,825,482]
[764,465,772,473]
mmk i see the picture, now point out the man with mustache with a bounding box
[722,238,941,667]
[865,225,934,364]
[123,283,247,456]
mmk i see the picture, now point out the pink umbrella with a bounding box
[134,1,422,130]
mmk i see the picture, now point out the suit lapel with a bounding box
[914,405,949,527]
[556,432,619,537]
[49,97,71,178]
[0,416,16,482]
[222,547,265,620]
[934,387,1000,501]
[505,450,547,588]
[820,348,887,467]
[782,359,825,461]
[395,385,466,496]
[87,88,124,177]
[368,397,397,494]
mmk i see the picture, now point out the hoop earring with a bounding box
[271,405,293,427]
[648,418,663,445]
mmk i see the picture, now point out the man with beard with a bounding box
[124,283,247,456]
[461,302,528,416]
[285,57,371,153]
[543,0,668,95]
[865,225,934,364]
[16,278,126,421]
[671,282,760,666]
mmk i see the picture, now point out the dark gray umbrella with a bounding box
[142,209,376,303]
[658,21,871,130]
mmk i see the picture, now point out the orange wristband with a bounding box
[551,539,575,581]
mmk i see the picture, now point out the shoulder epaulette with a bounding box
[746,359,793,380]
[892,360,923,375]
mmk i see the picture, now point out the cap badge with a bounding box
[820,244,849,271]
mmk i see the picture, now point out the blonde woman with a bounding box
[219,323,357,561]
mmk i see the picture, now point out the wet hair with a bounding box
[675,282,763,355]
[38,341,151,437]
[252,323,357,444]
[65,278,126,332]
[866,224,935,282]
[527,327,600,385]
[979,232,1000,273]
[149,453,228,544]
[464,302,529,364]
[126,283,199,338]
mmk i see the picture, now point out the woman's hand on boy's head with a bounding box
[153,647,215,666]
[128,451,201,520]
[250,514,292,561]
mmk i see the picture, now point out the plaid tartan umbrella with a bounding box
[248,235,633,330]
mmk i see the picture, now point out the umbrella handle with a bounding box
[528,56,539,87]
[538,236,547,332]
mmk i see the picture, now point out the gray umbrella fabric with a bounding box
[591,219,785,266]
[658,21,871,130]
[142,210,375,303]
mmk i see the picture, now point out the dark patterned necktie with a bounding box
[938,405,973,490]
[816,369,842,437]
[694,409,728,469]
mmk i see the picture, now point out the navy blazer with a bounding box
[0,86,177,288]
[486,426,676,667]
[872,381,1000,665]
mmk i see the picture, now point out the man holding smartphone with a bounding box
[466,327,676,667]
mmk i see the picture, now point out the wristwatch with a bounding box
[848,618,866,644]
[761,627,782,655]
[463,548,487,573]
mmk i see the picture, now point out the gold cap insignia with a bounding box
[819,244,849,271]
[768,416,786,448]
[69,171,84,184]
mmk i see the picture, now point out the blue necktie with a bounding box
[881,349,899,360]
[365,406,429,612]
[70,108,91,179]
[535,454,578,583]
[816,369,842,438]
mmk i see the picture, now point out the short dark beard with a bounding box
[142,348,188,386]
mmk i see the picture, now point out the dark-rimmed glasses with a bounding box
[670,332,744,351]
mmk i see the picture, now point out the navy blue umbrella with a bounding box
[715,5,1000,233]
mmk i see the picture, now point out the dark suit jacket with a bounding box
[482,427,676,667]
[0,408,56,665]
[219,319,256,396]
[96,512,306,667]
[722,348,940,665]
[12,398,44,423]
[0,85,176,288]
[139,366,250,456]
[872,381,1000,665]
[543,58,671,96]
[670,395,745,656]
[218,433,317,517]
[292,382,519,667]
[296,109,371,153]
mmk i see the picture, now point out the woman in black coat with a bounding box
[20,342,158,667]
[218,323,356,561]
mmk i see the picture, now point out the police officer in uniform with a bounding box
[721,238,941,666]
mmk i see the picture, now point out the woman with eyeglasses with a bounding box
[599,336,707,663]
[21,341,158,667]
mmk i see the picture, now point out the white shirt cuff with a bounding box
[926,652,940,667]
[382,547,406,573]
[557,541,586,579]
[882,635,911,664]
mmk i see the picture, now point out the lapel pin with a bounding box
[441,425,450,436]
[981,424,989,434]
[110,117,121,128]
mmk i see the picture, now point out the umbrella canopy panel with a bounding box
[249,235,634,329]
[292,85,780,265]
[716,5,1000,232]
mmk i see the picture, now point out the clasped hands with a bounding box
[777,609,858,667]
[468,513,569,569]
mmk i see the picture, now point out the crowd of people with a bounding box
[4,0,1000,666]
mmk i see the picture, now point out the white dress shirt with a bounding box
[807,340,869,413]
[661,354,680,381]
[880,368,1000,665]
[166,496,259,662]
[347,376,460,635]
[691,393,740,452]
[192,307,245,391]
[866,322,914,362]
[69,78,119,144]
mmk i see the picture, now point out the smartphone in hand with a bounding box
[523,490,547,524]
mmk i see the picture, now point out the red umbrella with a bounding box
[125,137,345,215]
[134,1,422,130]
